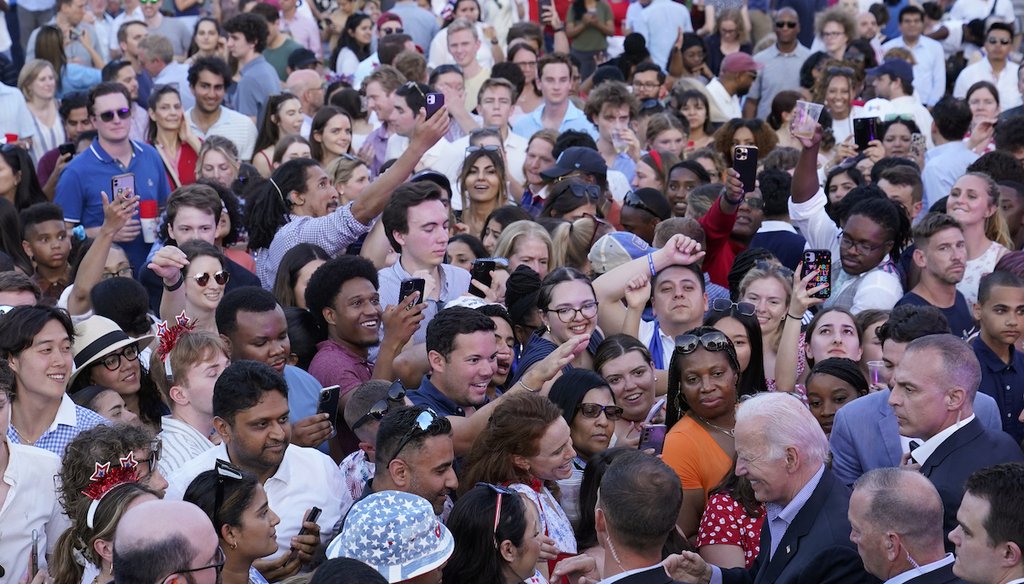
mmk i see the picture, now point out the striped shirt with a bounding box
[158,415,216,476]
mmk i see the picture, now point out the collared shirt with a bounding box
[0,83,37,142]
[630,0,692,73]
[55,138,171,271]
[309,339,374,395]
[922,141,979,210]
[705,78,741,123]
[511,101,598,140]
[750,44,811,120]
[337,450,374,519]
[377,259,471,346]
[166,442,345,557]
[6,394,107,457]
[229,55,281,119]
[284,364,328,454]
[953,59,1023,110]
[600,564,671,584]
[880,36,946,106]
[910,414,977,465]
[158,415,216,476]
[439,130,528,210]
[971,337,1024,444]
[949,0,1015,23]
[0,441,68,584]
[387,1,440,57]
[256,205,371,288]
[361,123,391,177]
[187,105,258,162]
[884,553,955,584]
[279,11,322,57]
[409,375,470,418]
[153,61,195,110]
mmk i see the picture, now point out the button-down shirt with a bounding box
[6,394,107,457]
[884,554,955,584]
[409,375,470,418]
[972,337,1024,444]
[953,58,1023,111]
[910,414,977,465]
[627,0,692,72]
[512,101,598,140]
[360,123,391,177]
[337,450,374,519]
[881,36,946,106]
[280,11,322,57]
[949,0,1015,24]
[256,205,371,288]
[922,140,979,210]
[750,44,811,120]
[0,442,68,584]
[166,442,345,557]
[158,415,216,476]
[705,78,741,123]
[378,260,471,346]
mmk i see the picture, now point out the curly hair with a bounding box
[712,118,779,165]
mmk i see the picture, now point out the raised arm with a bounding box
[773,264,825,392]
[68,191,137,315]
[791,123,824,205]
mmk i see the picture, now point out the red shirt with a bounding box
[699,195,741,287]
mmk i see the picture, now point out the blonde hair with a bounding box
[494,220,553,266]
[325,154,368,186]
[150,330,229,402]
[551,215,613,272]
[716,8,750,44]
[196,136,240,179]
[18,59,56,100]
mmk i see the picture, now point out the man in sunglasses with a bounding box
[114,500,222,584]
[620,188,671,245]
[166,360,343,574]
[743,7,809,121]
[953,22,1021,111]
[55,82,171,274]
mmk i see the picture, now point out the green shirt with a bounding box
[264,37,304,81]
[566,1,612,52]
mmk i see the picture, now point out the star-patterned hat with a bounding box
[326,491,454,583]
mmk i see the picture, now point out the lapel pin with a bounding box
[786,546,791,554]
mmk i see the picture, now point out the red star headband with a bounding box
[156,311,196,377]
[83,452,140,529]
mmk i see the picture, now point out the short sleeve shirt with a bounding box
[697,492,766,569]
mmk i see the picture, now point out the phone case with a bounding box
[399,278,426,304]
[801,250,831,299]
[638,424,667,454]
[733,146,758,194]
[853,117,879,152]
[111,173,135,199]
[425,93,444,119]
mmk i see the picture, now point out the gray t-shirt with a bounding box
[230,55,281,119]
[148,15,193,57]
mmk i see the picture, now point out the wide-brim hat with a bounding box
[67,315,155,389]
[326,491,455,583]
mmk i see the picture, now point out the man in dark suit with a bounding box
[889,335,1024,550]
[595,450,684,583]
[661,393,876,584]
[830,306,1003,487]
[850,468,966,584]
[948,463,1024,584]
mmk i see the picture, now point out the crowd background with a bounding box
[3,0,1024,582]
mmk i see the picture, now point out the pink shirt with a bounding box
[280,11,322,58]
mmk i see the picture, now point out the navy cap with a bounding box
[540,147,608,181]
[867,59,914,85]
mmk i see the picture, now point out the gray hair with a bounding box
[853,468,945,549]
[138,34,174,65]
[736,392,829,466]
[447,18,478,40]
[904,334,981,404]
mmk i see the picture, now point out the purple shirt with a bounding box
[360,124,390,177]
[309,339,374,455]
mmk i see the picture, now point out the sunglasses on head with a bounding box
[477,482,518,547]
[624,190,662,218]
[578,403,624,420]
[674,330,732,355]
[775,20,797,28]
[466,144,501,155]
[213,459,244,527]
[192,270,230,287]
[352,384,407,431]
[389,409,448,464]
[98,108,131,122]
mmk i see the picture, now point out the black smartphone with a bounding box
[853,117,880,152]
[470,259,497,298]
[801,249,832,299]
[29,529,39,579]
[425,92,444,119]
[399,278,426,305]
[638,424,667,454]
[316,385,341,430]
[733,145,758,194]
[111,173,135,199]
[289,507,323,561]
[58,142,76,157]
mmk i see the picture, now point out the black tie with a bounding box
[909,440,920,452]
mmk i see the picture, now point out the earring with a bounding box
[230,541,237,550]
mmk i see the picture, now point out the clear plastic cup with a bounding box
[792,101,824,140]
[867,360,887,391]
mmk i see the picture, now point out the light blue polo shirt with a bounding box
[512,101,598,141]
[55,139,171,273]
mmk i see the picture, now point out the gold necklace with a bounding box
[692,414,735,437]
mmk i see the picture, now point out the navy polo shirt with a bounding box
[408,376,470,418]
[55,139,171,273]
[972,336,1024,444]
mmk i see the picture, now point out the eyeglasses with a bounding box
[163,546,226,582]
[545,301,598,323]
[674,331,732,355]
[578,403,624,420]
[99,343,140,371]
[381,26,404,34]
[192,270,230,287]
[352,383,407,431]
[742,196,764,210]
[477,482,517,548]
[213,459,244,528]
[101,266,134,279]
[840,233,890,255]
[466,144,501,155]
[97,108,131,122]
[555,181,600,200]
[987,36,1011,45]
[775,20,797,28]
[710,298,755,316]
[827,66,855,76]
[633,81,660,90]
[624,190,662,218]
[389,409,449,464]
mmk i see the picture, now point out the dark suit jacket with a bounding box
[918,417,1024,550]
[720,468,878,584]
[903,562,967,584]
[605,565,684,584]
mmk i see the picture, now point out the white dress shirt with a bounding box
[883,553,955,584]
[158,415,215,476]
[705,78,741,122]
[953,59,1023,111]
[910,414,977,465]
[0,442,68,584]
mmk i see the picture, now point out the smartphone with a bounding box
[316,385,341,431]
[910,132,926,159]
[111,173,135,199]
[733,145,758,194]
[399,278,426,305]
[470,259,497,298]
[425,92,444,119]
[58,142,76,157]
[289,507,323,561]
[29,529,39,579]
[801,249,832,299]
[638,424,668,454]
[853,117,879,152]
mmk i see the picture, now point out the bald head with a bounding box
[776,7,798,18]
[286,69,325,112]
[114,500,219,584]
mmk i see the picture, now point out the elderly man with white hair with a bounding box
[849,468,963,584]
[666,392,873,584]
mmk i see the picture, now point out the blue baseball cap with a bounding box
[867,59,914,84]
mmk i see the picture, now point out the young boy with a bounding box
[971,270,1024,444]
[20,202,73,305]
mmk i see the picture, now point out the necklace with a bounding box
[8,422,34,445]
[692,413,735,437]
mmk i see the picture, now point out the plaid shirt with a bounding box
[7,394,107,458]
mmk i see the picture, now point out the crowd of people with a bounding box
[3,0,1024,582]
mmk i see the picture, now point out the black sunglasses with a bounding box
[624,190,662,218]
[99,343,140,371]
[775,20,797,28]
[578,403,624,420]
[466,144,501,155]
[389,409,450,464]
[351,384,407,431]
[381,26,404,33]
[556,181,600,200]
[213,459,244,528]
[192,270,230,287]
[674,331,732,354]
[97,107,132,122]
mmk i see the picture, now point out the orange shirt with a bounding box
[662,416,732,502]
